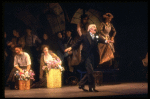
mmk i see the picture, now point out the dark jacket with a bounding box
[71,32,106,64]
[57,38,65,54]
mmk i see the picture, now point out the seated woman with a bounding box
[31,45,64,88]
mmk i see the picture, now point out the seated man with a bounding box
[6,44,32,89]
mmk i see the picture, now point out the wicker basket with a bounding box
[25,80,30,90]
[19,80,25,90]
[18,80,30,90]
[46,69,62,88]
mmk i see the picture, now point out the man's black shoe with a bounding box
[89,88,99,92]
[79,86,88,92]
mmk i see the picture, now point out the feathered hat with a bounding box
[103,13,114,19]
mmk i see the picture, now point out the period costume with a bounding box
[6,36,25,80]
[7,52,32,89]
[77,22,89,36]
[77,14,89,36]
[23,34,41,81]
[56,37,68,62]
[11,36,25,49]
[31,50,61,88]
[76,15,90,72]
[98,13,116,66]
[71,32,106,91]
[63,35,74,72]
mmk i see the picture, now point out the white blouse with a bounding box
[44,53,54,64]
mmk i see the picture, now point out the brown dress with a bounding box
[98,22,116,66]
[31,50,61,88]
[39,50,61,79]
[67,37,81,72]
[71,22,89,72]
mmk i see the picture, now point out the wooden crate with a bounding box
[46,69,62,88]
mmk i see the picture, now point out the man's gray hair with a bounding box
[87,24,96,32]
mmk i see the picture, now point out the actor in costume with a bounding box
[98,13,116,66]
[77,14,89,36]
[6,45,32,89]
[31,45,64,88]
[23,27,41,82]
[77,14,89,55]
[65,24,113,92]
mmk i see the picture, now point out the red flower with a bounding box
[19,72,24,75]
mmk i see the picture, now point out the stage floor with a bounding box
[4,82,148,98]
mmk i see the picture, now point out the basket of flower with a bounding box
[14,70,35,90]
[42,58,64,88]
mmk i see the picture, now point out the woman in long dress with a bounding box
[98,13,116,68]
[31,45,63,88]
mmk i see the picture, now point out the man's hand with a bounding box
[20,69,23,73]
[64,47,72,52]
[16,66,24,73]
[68,51,72,55]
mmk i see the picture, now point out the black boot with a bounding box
[79,85,88,92]
[89,87,99,92]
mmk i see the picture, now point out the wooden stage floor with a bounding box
[4,82,148,98]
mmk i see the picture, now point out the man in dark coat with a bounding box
[65,24,113,92]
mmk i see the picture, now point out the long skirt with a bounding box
[31,78,47,88]
[31,71,47,88]
[98,43,114,67]
[67,47,81,72]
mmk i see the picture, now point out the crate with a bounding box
[46,69,62,88]
[18,80,30,90]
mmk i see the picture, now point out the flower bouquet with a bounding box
[14,69,35,81]
[42,58,65,72]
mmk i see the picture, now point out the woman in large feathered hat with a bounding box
[98,12,116,67]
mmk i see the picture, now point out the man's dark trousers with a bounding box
[78,51,95,89]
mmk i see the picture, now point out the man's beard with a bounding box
[16,51,22,55]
